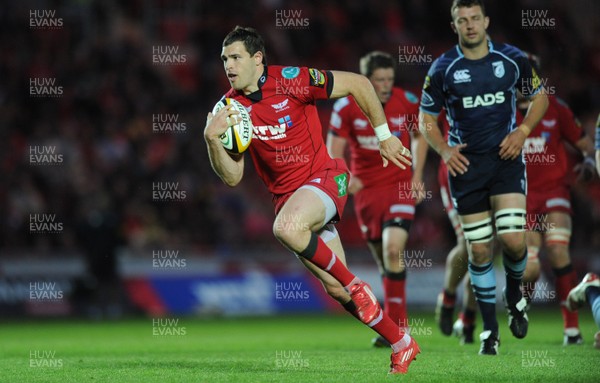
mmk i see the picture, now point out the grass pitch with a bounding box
[1,309,599,382]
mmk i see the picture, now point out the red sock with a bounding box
[383,273,407,328]
[442,289,456,307]
[554,266,579,329]
[370,311,404,346]
[298,233,356,287]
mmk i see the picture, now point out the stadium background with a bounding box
[1,0,599,320]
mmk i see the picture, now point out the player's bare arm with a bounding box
[204,105,245,186]
[499,91,549,160]
[329,70,412,170]
[419,111,469,176]
[410,129,429,203]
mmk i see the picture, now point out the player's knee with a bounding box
[272,217,308,248]
[495,208,526,257]
[469,242,492,265]
[499,232,526,257]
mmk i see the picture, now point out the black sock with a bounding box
[342,300,359,320]
[478,302,498,334]
[503,249,527,303]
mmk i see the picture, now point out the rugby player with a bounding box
[418,0,549,354]
[517,53,596,345]
[204,26,419,374]
[327,51,428,347]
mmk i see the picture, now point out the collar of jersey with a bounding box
[455,39,494,62]
[243,66,268,102]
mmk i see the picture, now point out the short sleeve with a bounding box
[279,66,333,104]
[515,51,543,98]
[420,59,445,116]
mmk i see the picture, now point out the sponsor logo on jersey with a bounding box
[353,118,368,130]
[541,119,556,128]
[531,67,541,89]
[253,115,292,140]
[308,68,325,87]
[453,69,471,83]
[281,66,300,79]
[492,61,505,78]
[271,99,290,112]
[462,92,505,108]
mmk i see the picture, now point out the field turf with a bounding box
[1,309,599,382]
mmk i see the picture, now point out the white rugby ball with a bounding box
[211,98,253,154]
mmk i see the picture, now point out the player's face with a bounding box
[451,6,489,49]
[369,68,394,104]
[221,41,262,93]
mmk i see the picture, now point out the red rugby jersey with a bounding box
[328,87,419,187]
[519,96,584,190]
[224,65,335,196]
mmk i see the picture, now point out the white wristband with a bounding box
[374,123,392,142]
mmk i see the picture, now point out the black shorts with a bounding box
[448,151,526,215]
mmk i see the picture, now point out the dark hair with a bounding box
[222,26,267,65]
[451,0,486,18]
[359,51,396,78]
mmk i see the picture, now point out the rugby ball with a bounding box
[211,98,253,153]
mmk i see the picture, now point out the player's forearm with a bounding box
[205,137,244,187]
[418,111,447,155]
[411,133,428,179]
[518,92,549,136]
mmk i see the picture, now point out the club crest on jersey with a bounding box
[453,69,471,83]
[492,61,505,78]
[281,66,300,79]
[271,98,290,112]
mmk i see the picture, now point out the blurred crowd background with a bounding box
[1,0,599,292]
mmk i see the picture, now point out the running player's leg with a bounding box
[460,210,497,353]
[455,272,478,344]
[382,223,409,330]
[278,186,414,355]
[365,241,392,348]
[491,193,529,339]
[544,211,581,344]
[273,187,357,288]
[522,230,542,303]
[438,184,469,335]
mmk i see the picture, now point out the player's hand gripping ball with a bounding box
[211,98,253,154]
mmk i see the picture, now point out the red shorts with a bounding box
[438,164,463,238]
[353,181,415,242]
[273,158,349,222]
[526,184,572,226]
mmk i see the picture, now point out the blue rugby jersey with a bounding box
[420,40,543,154]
